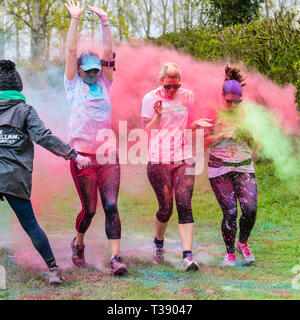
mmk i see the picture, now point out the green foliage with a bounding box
[153,9,300,108]
[209,0,264,27]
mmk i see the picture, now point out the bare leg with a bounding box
[109,239,120,256]
[75,232,85,246]
[155,217,169,240]
[178,223,194,251]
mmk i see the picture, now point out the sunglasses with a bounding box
[81,68,100,75]
[225,99,242,104]
[163,84,181,90]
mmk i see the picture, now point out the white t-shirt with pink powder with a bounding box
[141,87,194,163]
[64,72,115,154]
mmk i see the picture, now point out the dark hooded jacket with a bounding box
[0,99,78,200]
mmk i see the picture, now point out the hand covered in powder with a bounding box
[194,118,215,128]
[88,6,108,23]
[75,154,91,170]
[65,0,84,19]
[154,100,162,116]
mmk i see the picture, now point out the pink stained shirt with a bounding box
[141,86,194,163]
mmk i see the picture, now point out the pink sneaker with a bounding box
[236,241,255,264]
[71,237,87,268]
[110,255,127,276]
[152,241,165,264]
[222,253,236,266]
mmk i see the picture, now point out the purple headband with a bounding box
[223,80,242,97]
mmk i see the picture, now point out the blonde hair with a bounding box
[159,62,181,80]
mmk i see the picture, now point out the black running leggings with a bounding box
[70,154,121,239]
[4,194,55,266]
[147,161,195,224]
[209,172,258,253]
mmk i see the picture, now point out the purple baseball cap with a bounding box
[223,80,243,97]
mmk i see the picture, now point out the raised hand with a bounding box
[65,0,84,19]
[88,6,108,22]
[154,100,163,116]
[75,154,91,170]
[195,118,214,128]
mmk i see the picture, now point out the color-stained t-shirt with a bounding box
[64,72,115,154]
[141,87,194,163]
[208,138,255,178]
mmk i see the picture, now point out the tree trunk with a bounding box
[16,27,20,62]
[142,0,152,38]
[161,0,168,35]
[0,6,4,59]
[265,0,269,17]
[173,0,177,32]
[31,0,47,61]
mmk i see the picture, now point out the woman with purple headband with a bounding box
[194,65,258,266]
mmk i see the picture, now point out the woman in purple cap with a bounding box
[64,0,126,275]
[196,65,258,267]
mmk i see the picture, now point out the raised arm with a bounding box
[142,100,163,134]
[88,6,114,82]
[65,0,84,81]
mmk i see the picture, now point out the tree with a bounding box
[209,0,264,27]
[0,3,4,58]
[141,0,153,38]
[4,0,66,61]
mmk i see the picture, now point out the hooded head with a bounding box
[0,60,23,92]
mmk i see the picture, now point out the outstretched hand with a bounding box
[88,6,108,22]
[65,0,84,19]
[194,118,214,128]
[75,154,91,170]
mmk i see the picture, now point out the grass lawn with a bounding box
[0,161,299,300]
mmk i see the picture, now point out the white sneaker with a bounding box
[182,253,199,271]
[236,241,255,264]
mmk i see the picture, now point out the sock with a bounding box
[111,255,121,261]
[46,258,57,269]
[183,251,192,259]
[154,237,164,247]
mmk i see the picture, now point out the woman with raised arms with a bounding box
[64,0,127,275]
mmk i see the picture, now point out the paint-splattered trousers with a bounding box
[147,161,195,224]
[209,172,258,253]
[70,153,121,239]
[3,194,55,265]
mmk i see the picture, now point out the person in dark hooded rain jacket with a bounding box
[0,59,91,284]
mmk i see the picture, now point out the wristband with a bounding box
[71,16,79,20]
[101,21,110,26]
[101,52,116,71]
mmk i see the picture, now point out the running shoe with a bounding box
[236,241,255,265]
[44,266,63,285]
[152,241,165,264]
[71,237,87,268]
[222,253,236,267]
[182,253,199,271]
[110,255,127,276]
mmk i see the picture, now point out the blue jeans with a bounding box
[4,194,55,265]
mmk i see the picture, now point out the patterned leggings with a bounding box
[70,154,121,239]
[147,161,195,224]
[209,172,258,253]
